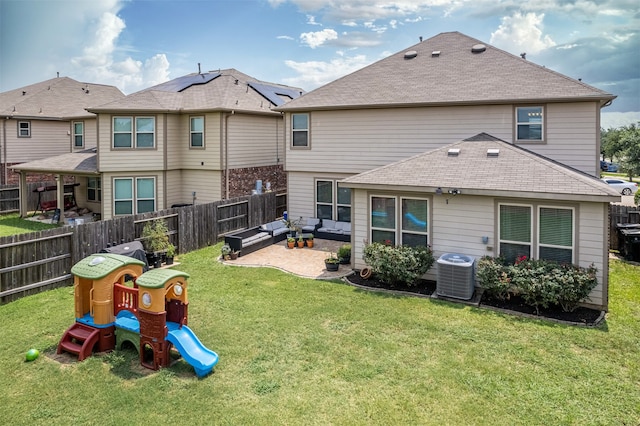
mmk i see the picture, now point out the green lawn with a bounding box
[1,244,638,425]
[0,212,58,237]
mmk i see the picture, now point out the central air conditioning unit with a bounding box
[436,253,476,300]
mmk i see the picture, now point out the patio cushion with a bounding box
[322,219,336,229]
[272,221,286,230]
[261,223,274,231]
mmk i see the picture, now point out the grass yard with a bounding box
[0,212,58,237]
[1,244,638,425]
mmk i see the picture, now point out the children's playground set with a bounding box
[57,253,218,377]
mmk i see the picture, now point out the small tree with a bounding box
[141,219,170,253]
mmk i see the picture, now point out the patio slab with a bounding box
[221,238,353,280]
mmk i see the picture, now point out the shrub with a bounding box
[363,242,434,287]
[477,256,599,314]
[476,256,512,301]
[635,190,640,206]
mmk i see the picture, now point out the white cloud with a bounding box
[300,28,338,48]
[283,54,371,89]
[601,111,640,129]
[277,35,295,40]
[306,15,322,25]
[490,12,556,55]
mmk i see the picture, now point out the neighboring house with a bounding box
[276,31,618,310]
[0,77,125,184]
[13,69,303,220]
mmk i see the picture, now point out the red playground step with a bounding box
[57,323,100,361]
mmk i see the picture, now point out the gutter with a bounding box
[222,111,235,199]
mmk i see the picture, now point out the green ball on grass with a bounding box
[25,348,40,362]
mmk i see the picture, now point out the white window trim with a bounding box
[190,116,205,148]
[87,177,101,202]
[515,105,545,143]
[291,113,310,149]
[113,176,156,215]
[400,196,429,244]
[369,194,430,246]
[73,121,84,148]
[498,202,575,263]
[315,179,351,221]
[112,116,156,149]
[537,205,575,264]
[18,121,31,138]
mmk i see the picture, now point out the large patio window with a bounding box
[73,121,84,148]
[113,177,156,215]
[292,113,309,147]
[113,117,155,148]
[316,179,350,221]
[499,203,574,264]
[370,196,429,246]
[515,106,544,142]
[538,206,574,263]
[190,116,204,148]
[499,204,532,263]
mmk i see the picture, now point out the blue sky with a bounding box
[1,0,638,128]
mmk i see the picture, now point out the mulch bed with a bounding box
[345,272,604,326]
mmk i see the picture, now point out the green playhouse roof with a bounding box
[71,254,146,279]
[135,268,190,289]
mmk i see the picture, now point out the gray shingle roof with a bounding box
[0,77,124,119]
[11,149,97,175]
[341,134,620,202]
[89,69,304,114]
[278,32,615,111]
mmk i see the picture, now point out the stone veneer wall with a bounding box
[226,165,287,198]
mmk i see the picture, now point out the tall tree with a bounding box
[618,123,640,181]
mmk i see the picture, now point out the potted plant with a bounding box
[297,235,305,248]
[283,216,301,238]
[337,244,352,264]
[287,237,296,249]
[306,234,314,248]
[165,244,176,265]
[221,243,232,260]
[324,253,340,271]
[230,249,240,260]
[142,219,170,267]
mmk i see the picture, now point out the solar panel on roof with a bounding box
[247,82,302,107]
[149,72,220,92]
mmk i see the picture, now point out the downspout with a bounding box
[163,113,167,209]
[223,110,234,199]
[1,118,5,185]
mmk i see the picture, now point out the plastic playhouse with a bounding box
[57,253,218,377]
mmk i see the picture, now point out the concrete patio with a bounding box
[221,238,354,280]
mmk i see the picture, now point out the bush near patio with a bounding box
[477,256,598,314]
[363,242,434,286]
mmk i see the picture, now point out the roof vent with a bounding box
[487,148,500,157]
[471,44,486,54]
[404,50,418,60]
[448,148,460,157]
[431,50,441,57]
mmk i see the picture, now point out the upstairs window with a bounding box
[113,116,155,148]
[18,121,31,137]
[73,121,84,148]
[516,106,544,142]
[292,113,309,147]
[190,116,204,148]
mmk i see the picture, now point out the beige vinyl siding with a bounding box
[178,170,223,204]
[521,102,599,176]
[101,171,164,220]
[351,189,607,308]
[5,119,72,162]
[227,114,284,168]
[79,118,98,150]
[286,171,352,219]
[166,115,184,169]
[97,114,166,172]
[180,112,222,170]
[286,105,513,174]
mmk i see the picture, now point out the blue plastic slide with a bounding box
[166,322,219,377]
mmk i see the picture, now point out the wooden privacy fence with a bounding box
[0,181,58,214]
[0,191,285,303]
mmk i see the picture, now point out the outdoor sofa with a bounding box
[259,219,290,242]
[314,219,351,242]
[224,226,273,256]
